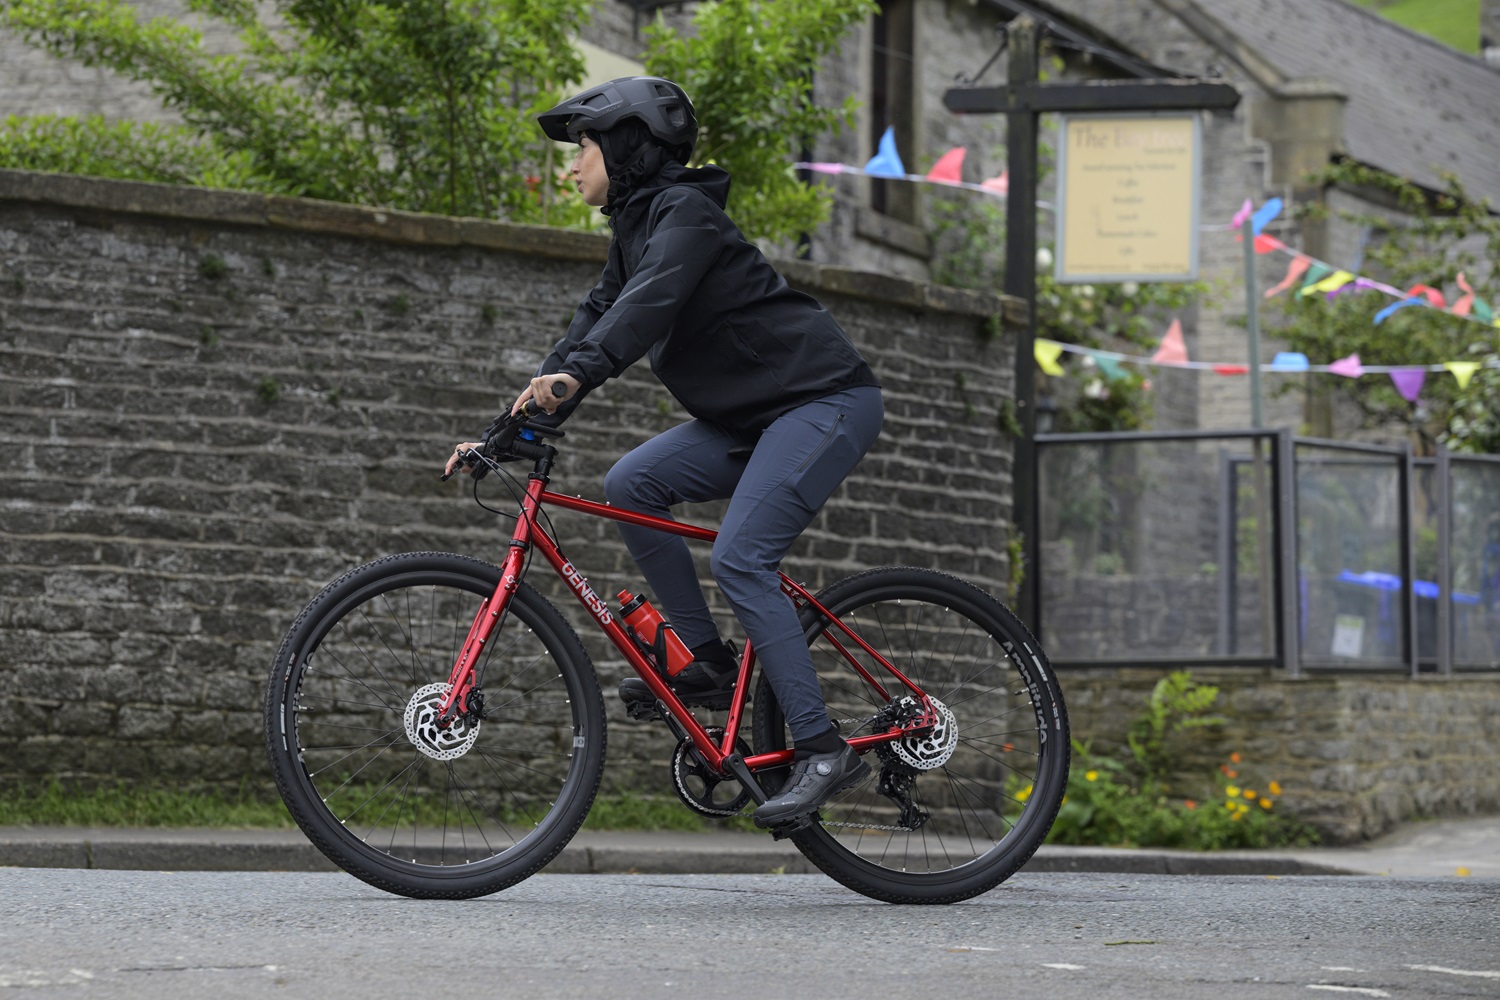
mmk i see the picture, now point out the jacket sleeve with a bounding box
[526,241,626,426]
[555,189,723,389]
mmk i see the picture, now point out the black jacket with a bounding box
[539,161,878,434]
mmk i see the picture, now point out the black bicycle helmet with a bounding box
[537,76,697,155]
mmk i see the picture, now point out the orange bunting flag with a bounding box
[1213,365,1249,375]
[1453,273,1475,317]
[925,147,965,185]
[1253,234,1286,254]
[1407,283,1447,309]
[1264,257,1312,298]
[1151,319,1189,365]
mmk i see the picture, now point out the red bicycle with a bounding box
[264,407,1069,904]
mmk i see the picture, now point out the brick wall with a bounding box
[1065,669,1500,843]
[0,168,1020,796]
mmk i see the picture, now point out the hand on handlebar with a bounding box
[512,374,578,416]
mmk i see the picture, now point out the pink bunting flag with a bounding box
[1264,257,1312,298]
[1389,369,1426,403]
[1328,353,1364,378]
[1151,319,1189,365]
[1407,284,1447,309]
[801,162,846,174]
[925,147,965,185]
[1453,273,1475,317]
[981,170,1009,195]
[1230,199,1254,229]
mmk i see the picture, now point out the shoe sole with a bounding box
[753,757,872,829]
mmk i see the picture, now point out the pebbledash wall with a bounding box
[0,168,1021,801]
[2,169,1497,844]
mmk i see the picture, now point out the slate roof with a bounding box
[1192,0,1500,205]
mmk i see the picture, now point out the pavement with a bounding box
[1,815,1496,878]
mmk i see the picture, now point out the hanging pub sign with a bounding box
[1054,113,1202,283]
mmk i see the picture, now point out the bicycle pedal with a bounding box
[624,700,662,722]
[767,812,818,840]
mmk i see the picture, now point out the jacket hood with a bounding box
[610,159,732,219]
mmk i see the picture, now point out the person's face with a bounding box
[570,136,608,207]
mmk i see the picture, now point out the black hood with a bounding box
[610,158,732,219]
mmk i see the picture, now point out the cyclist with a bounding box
[445,77,883,827]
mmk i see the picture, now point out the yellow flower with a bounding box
[1268,780,1282,796]
[1244,788,1258,799]
[1259,798,1273,810]
[1085,770,1099,782]
[1016,784,1033,802]
[1225,785,1241,798]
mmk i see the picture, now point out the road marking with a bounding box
[1406,964,1500,979]
[1042,963,1087,971]
[1307,987,1391,998]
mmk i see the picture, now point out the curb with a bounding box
[0,829,1360,877]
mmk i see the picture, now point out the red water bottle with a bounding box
[618,590,693,676]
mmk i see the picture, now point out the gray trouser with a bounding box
[603,386,884,742]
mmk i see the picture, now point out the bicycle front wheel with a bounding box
[265,551,605,899]
[751,566,1069,904]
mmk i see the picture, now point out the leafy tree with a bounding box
[0,0,594,224]
[1272,164,1500,454]
[643,0,876,246]
[1,0,879,243]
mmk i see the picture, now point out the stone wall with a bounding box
[1065,669,1500,843]
[0,168,1020,797]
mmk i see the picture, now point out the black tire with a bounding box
[265,551,605,899]
[751,567,1069,904]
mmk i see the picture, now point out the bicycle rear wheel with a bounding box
[751,566,1068,904]
[265,551,605,899]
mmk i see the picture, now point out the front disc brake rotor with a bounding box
[404,682,480,761]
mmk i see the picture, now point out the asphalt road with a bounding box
[2,870,1497,999]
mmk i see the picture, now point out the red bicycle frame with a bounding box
[438,463,934,783]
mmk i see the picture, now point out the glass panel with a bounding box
[1295,443,1405,669]
[1450,456,1500,671]
[1037,436,1275,662]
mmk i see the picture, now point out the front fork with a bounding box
[433,480,540,726]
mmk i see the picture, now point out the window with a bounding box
[870,0,916,224]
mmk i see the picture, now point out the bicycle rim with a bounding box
[266,552,604,898]
[754,566,1069,903]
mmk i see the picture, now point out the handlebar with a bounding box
[439,379,570,482]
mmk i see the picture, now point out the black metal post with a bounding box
[1005,16,1041,628]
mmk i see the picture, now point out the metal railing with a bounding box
[1034,429,1500,676]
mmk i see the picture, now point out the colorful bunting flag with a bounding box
[1445,361,1480,388]
[981,170,1009,195]
[1389,369,1426,402]
[1231,198,1254,229]
[1271,352,1310,371]
[1265,258,1312,298]
[1453,273,1475,317]
[864,126,905,178]
[1406,283,1447,309]
[1328,353,1364,378]
[1151,319,1189,365]
[1035,339,1065,376]
[1250,198,1282,236]
[925,147,965,185]
[1374,296,1425,324]
[1302,270,1355,297]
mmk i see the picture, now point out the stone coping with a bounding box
[0,168,1024,324]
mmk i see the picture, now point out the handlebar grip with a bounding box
[549,380,568,399]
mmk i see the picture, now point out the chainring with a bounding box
[671,728,753,817]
